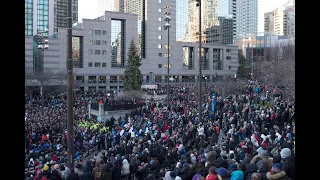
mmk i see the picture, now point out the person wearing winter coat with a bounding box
[279,148,295,180]
[79,165,94,180]
[245,163,258,180]
[136,164,148,180]
[266,163,291,180]
[66,168,81,180]
[50,169,63,180]
[256,160,268,180]
[121,159,130,176]
[250,150,273,170]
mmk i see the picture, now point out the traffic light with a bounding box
[196,0,201,7]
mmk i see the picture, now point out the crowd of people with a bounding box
[25,80,295,180]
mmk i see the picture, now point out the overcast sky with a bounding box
[78,0,290,33]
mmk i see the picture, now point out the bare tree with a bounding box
[260,41,295,100]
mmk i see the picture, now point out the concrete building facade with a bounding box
[25,10,238,91]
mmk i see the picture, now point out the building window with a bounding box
[94,30,101,35]
[226,56,231,60]
[158,26,162,30]
[88,29,93,34]
[158,53,162,57]
[88,40,93,45]
[164,53,172,58]
[158,64,162,68]
[226,49,231,52]
[158,44,162,49]
[102,50,107,55]
[102,30,107,35]
[165,44,171,49]
[159,8,162,12]
[95,40,101,45]
[94,62,100,67]
[158,35,162,39]
[88,62,92,67]
[94,50,101,54]
[229,66,231,69]
[102,63,107,67]
[102,40,107,45]
[159,17,161,21]
[111,19,125,68]
[159,0,161,3]
[89,49,93,54]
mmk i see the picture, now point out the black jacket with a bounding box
[281,156,295,180]
[66,172,81,180]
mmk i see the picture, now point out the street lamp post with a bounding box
[37,29,49,116]
[164,6,171,109]
[67,0,75,170]
[196,0,203,123]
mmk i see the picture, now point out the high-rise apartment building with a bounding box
[283,3,295,37]
[264,0,295,37]
[264,11,274,33]
[25,0,78,35]
[114,0,126,12]
[53,0,78,32]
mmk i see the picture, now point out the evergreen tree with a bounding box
[124,39,142,91]
[237,49,250,79]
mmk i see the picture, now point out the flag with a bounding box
[211,93,217,113]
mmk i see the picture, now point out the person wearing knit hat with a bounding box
[43,165,49,171]
[280,148,295,180]
[215,167,228,179]
[280,148,291,159]
[266,163,291,180]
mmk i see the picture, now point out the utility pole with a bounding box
[164,6,171,109]
[196,0,202,123]
[67,0,74,170]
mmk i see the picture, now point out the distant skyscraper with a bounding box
[235,0,258,37]
[25,0,55,36]
[184,0,219,43]
[217,0,237,36]
[25,0,78,35]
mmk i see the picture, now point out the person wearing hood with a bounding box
[50,169,63,180]
[250,149,273,170]
[79,164,94,180]
[92,159,104,180]
[266,163,291,180]
[279,148,295,180]
[121,159,130,177]
[230,164,244,180]
[256,160,268,180]
[75,164,84,177]
[245,163,258,180]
